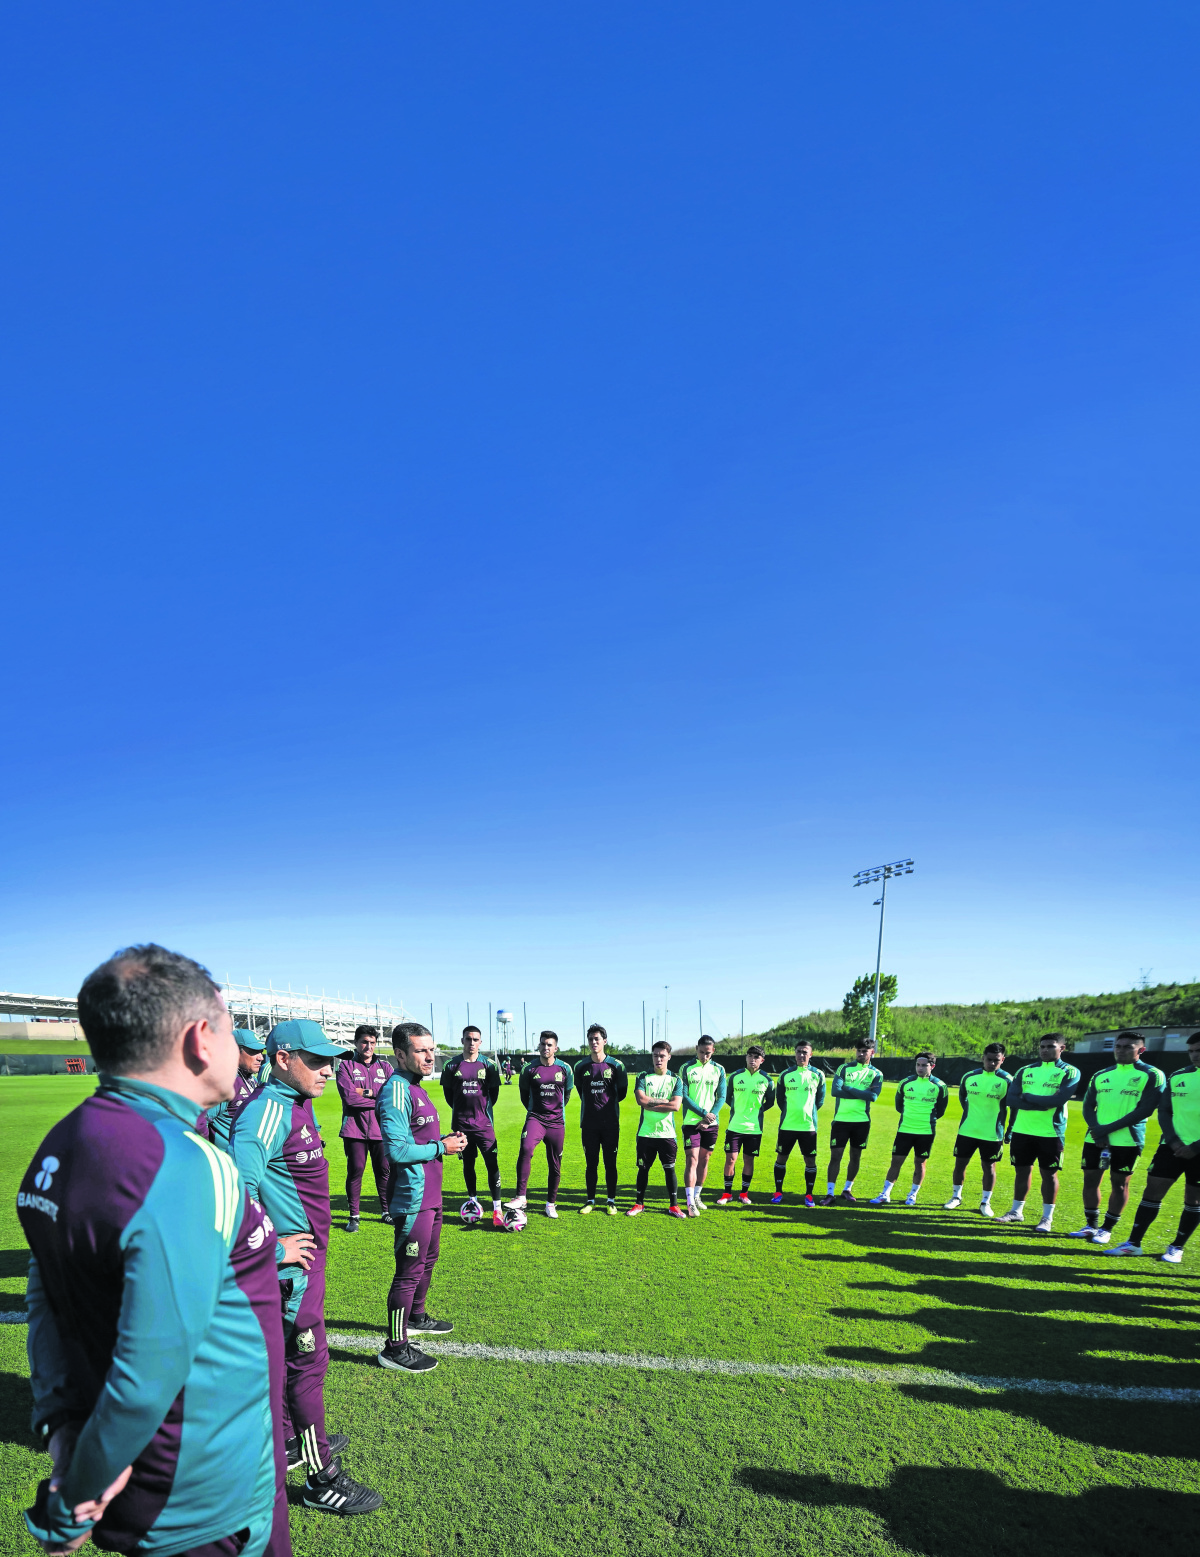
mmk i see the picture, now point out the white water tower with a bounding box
[496,1008,514,1052]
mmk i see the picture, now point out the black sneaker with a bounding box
[345,1217,360,1233]
[286,1432,348,1471]
[301,1459,383,1515]
[407,1314,453,1335]
[376,1341,438,1374]
[380,1212,394,1225]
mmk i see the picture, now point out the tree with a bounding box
[842,973,899,1044]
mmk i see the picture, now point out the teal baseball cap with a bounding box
[266,1019,344,1059]
[233,1028,267,1053]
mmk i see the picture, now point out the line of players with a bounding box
[29,945,1200,1552]
[337,1018,1200,1262]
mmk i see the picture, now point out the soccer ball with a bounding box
[460,1197,484,1226]
[503,1207,528,1232]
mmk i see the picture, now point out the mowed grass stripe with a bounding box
[326,1330,1200,1403]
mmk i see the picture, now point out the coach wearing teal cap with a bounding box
[206,1028,270,1150]
[231,1018,382,1515]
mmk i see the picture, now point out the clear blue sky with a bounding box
[2,4,1198,1043]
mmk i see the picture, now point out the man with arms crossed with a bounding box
[944,1043,1011,1215]
[717,1046,775,1205]
[19,944,288,1557]
[1107,1030,1200,1261]
[772,1040,825,1206]
[233,1019,381,1515]
[679,1036,726,1215]
[574,1023,629,1215]
[868,1053,948,1206]
[818,1038,884,1205]
[377,1023,467,1372]
[441,1025,504,1227]
[337,1025,394,1233]
[627,1041,689,1218]
[1069,1031,1164,1245]
[509,1030,574,1218]
[998,1033,1081,1234]
[206,1026,267,1151]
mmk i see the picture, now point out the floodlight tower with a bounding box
[852,858,915,1053]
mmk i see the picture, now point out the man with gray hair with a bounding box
[17,943,289,1557]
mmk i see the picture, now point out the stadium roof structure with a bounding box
[1,982,411,1049]
[223,981,411,1048]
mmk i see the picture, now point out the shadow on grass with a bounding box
[825,1304,1199,1389]
[735,1465,1197,1557]
[0,1372,38,1448]
[0,1252,31,1281]
[844,1274,1197,1323]
[897,1384,1200,1457]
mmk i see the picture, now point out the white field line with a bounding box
[325,1331,1200,1404]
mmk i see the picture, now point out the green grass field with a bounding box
[0,1075,1196,1556]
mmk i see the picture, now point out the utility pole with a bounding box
[664,986,669,1048]
[642,1000,646,1047]
[698,999,702,1038]
[582,1000,586,1044]
[852,858,915,1054]
[489,1002,493,1055]
[741,999,744,1040]
[523,1001,527,1047]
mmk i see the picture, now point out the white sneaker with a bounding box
[1161,1245,1184,1264]
[1091,1228,1112,1245]
[694,1197,705,1212]
[943,1196,962,1209]
[686,1204,699,1218]
[904,1193,919,1208]
[1034,1215,1055,1234]
[544,1203,558,1219]
[997,1208,1025,1223]
[1067,1226,1097,1239]
[978,1203,995,1218]
[1104,1241,1144,1256]
[505,1195,527,1211]
[867,1192,891,1205]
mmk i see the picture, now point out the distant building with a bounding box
[1072,1026,1198,1054]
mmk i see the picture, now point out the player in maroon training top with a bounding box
[440,1025,504,1226]
[337,1024,394,1231]
[509,1030,575,1218]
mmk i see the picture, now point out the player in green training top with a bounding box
[1068,1031,1164,1245]
[944,1042,1012,1215]
[771,1040,825,1206]
[717,1046,775,1205]
[678,1036,725,1216]
[818,1038,884,1205]
[1107,1030,1200,1262]
[998,1033,1081,1233]
[867,1053,948,1207]
[627,1041,690,1219]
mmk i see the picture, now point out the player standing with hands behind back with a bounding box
[999,1033,1081,1234]
[337,1025,394,1232]
[509,1031,574,1218]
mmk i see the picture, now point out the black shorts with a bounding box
[682,1125,719,1151]
[830,1120,870,1150]
[635,1137,678,1169]
[725,1130,763,1157]
[892,1131,934,1162]
[955,1135,1004,1166]
[1080,1143,1140,1175]
[581,1114,620,1153]
[1148,1144,1200,1187]
[1009,1135,1063,1172]
[776,1129,818,1157]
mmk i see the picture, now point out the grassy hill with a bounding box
[743,981,1200,1059]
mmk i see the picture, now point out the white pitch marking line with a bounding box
[326,1332,1200,1404]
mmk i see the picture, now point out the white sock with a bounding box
[948,1185,962,1201]
[844,1178,855,1193]
[1041,1201,1055,1222]
[1011,1199,1026,1215]
[827,1180,837,1196]
[881,1180,895,1197]
[908,1183,920,1200]
[979,1189,992,1206]
[685,1186,695,1206]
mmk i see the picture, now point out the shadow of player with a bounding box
[736,1464,1198,1557]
